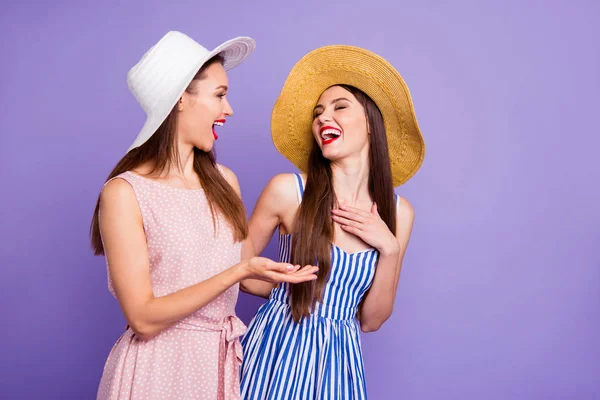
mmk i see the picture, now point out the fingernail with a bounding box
[287,265,294,271]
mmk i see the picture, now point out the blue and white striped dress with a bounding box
[241,174,397,399]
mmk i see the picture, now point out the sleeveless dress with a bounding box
[240,173,399,399]
[97,171,246,400]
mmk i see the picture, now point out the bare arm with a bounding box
[217,165,257,264]
[240,174,302,298]
[100,174,314,341]
[331,198,415,332]
[358,198,414,332]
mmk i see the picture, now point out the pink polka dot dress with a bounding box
[97,171,246,400]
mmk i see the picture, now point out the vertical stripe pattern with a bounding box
[241,174,395,400]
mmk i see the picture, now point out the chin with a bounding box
[193,141,214,152]
[321,149,343,161]
[192,134,216,152]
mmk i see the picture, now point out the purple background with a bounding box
[1,1,598,399]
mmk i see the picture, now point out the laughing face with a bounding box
[178,61,233,152]
[311,85,370,162]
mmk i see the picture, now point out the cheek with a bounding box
[343,117,369,143]
[193,99,216,122]
[311,120,321,140]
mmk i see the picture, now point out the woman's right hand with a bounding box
[242,257,318,284]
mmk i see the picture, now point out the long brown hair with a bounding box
[90,55,248,255]
[289,85,396,321]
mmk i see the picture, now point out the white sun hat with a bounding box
[126,31,256,152]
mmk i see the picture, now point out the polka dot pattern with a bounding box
[97,171,245,400]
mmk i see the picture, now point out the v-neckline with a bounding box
[331,242,377,256]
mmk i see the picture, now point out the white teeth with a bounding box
[321,128,341,139]
[213,121,224,126]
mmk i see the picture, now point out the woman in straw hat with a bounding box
[239,45,425,399]
[90,31,317,400]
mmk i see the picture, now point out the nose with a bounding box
[223,97,233,117]
[317,111,332,125]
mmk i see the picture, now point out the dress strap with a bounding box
[293,173,305,204]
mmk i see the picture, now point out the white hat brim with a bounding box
[127,36,255,152]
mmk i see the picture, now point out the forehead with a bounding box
[198,62,228,85]
[317,85,356,104]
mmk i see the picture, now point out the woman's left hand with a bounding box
[331,203,400,256]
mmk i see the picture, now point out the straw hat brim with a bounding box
[271,45,425,187]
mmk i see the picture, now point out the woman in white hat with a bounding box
[239,45,426,399]
[90,31,318,400]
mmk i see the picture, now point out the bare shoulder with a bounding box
[99,178,142,224]
[101,178,137,207]
[217,163,241,196]
[395,196,415,235]
[262,173,300,206]
[397,196,415,218]
[252,173,301,234]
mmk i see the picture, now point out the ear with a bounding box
[177,97,184,111]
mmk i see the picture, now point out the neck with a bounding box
[330,149,371,205]
[147,142,197,181]
[171,142,196,178]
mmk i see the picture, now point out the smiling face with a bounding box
[311,85,370,162]
[178,60,233,152]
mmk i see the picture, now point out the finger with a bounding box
[266,262,295,273]
[268,271,318,284]
[292,265,312,274]
[331,209,367,223]
[289,264,302,273]
[285,273,318,284]
[340,224,364,236]
[338,205,371,217]
[332,214,363,228]
[294,265,319,276]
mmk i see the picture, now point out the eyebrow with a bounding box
[215,85,228,91]
[313,97,352,111]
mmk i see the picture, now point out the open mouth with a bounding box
[320,126,341,145]
[212,119,226,140]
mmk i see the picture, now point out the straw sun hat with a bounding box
[271,45,425,186]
